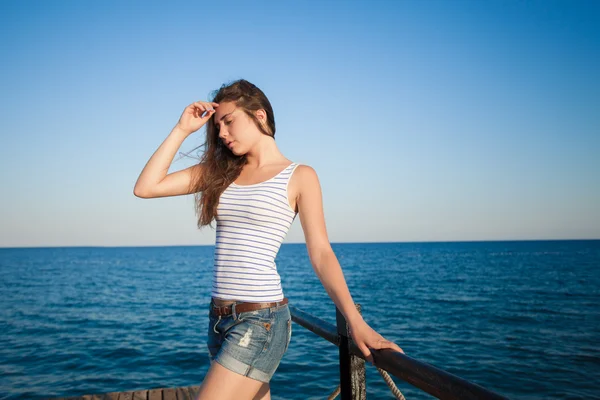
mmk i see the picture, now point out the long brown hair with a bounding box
[190,79,276,228]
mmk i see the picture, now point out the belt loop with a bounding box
[213,315,221,333]
[231,302,237,320]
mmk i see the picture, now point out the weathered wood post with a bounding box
[336,303,366,400]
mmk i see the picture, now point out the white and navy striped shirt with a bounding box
[211,162,301,302]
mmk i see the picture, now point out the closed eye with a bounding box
[215,119,232,131]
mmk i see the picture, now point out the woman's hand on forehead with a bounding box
[195,101,219,119]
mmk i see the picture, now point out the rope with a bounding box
[376,367,406,400]
[326,367,406,399]
[327,385,341,400]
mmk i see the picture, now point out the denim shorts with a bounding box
[207,299,292,383]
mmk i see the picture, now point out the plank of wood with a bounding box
[148,389,162,400]
[175,387,192,400]
[163,388,177,400]
[118,391,134,400]
[49,385,200,400]
[187,385,200,399]
[132,389,148,400]
[104,392,120,400]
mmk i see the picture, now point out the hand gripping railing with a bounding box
[289,304,509,400]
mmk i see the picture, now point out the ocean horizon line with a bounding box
[1,238,599,249]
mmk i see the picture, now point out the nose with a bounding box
[217,124,227,139]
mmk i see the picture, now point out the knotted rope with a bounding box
[326,366,406,399]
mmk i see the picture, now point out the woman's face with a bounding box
[212,101,265,156]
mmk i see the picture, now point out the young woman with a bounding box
[134,79,403,400]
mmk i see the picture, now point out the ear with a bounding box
[255,109,267,122]
[254,108,272,136]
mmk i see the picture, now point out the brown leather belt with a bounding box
[210,297,289,317]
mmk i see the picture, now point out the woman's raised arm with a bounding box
[133,101,217,198]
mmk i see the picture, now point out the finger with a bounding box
[192,103,211,119]
[380,339,404,354]
[204,109,216,119]
[201,108,215,119]
[211,102,219,107]
[358,344,373,364]
[194,102,209,112]
[200,103,216,118]
[392,342,404,354]
[388,342,404,354]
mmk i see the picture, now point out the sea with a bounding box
[0,240,598,400]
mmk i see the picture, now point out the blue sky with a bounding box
[1,0,598,247]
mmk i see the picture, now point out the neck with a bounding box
[244,136,286,167]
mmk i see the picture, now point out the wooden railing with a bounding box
[290,304,509,400]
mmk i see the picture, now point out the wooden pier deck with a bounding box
[53,384,200,400]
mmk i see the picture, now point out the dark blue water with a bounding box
[1,241,598,399]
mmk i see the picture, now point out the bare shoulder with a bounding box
[294,164,319,185]
[288,164,320,212]
[291,164,321,193]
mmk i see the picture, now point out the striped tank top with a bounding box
[212,162,301,302]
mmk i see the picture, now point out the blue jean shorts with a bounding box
[207,299,292,383]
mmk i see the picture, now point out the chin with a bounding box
[231,147,246,156]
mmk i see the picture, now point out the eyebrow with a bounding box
[216,110,235,124]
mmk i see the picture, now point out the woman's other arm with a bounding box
[295,165,404,363]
